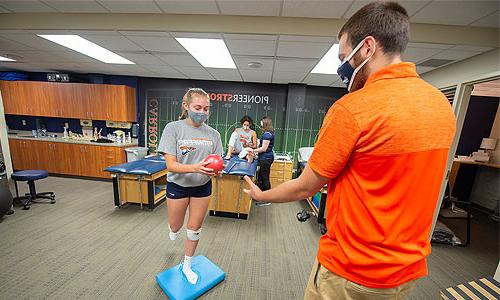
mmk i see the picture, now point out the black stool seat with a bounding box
[12,170,55,210]
[12,170,49,181]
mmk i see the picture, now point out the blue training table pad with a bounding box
[156,255,225,300]
[105,157,167,175]
[222,156,258,177]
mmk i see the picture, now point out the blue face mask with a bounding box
[337,39,374,92]
[188,109,208,124]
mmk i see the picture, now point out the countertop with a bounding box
[8,131,138,148]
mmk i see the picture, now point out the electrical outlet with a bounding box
[22,120,26,126]
[64,123,69,128]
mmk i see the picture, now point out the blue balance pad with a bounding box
[156,255,225,300]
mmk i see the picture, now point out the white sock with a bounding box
[168,225,180,241]
[182,255,199,284]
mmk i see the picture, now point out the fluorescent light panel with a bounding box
[37,35,134,64]
[175,38,236,69]
[0,55,15,62]
[311,44,340,75]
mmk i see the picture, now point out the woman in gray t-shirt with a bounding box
[224,115,257,161]
[157,88,223,285]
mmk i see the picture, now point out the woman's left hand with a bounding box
[243,175,264,200]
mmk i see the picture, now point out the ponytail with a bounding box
[179,87,209,120]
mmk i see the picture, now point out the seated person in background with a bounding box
[225,115,257,163]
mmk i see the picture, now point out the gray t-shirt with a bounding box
[231,128,256,153]
[158,119,224,187]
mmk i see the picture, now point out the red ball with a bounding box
[204,154,224,172]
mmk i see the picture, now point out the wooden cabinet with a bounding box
[270,161,293,188]
[8,138,128,178]
[0,81,136,122]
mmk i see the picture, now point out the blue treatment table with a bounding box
[105,156,167,210]
[209,156,258,220]
[156,255,225,300]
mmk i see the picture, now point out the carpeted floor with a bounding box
[0,176,497,299]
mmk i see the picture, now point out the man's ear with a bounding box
[363,36,377,57]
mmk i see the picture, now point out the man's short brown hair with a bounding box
[338,1,409,55]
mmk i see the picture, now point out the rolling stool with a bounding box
[11,170,55,210]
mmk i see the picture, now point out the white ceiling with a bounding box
[0,0,498,87]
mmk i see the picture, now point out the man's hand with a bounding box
[243,175,264,201]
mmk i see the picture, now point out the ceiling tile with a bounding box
[0,1,56,12]
[303,73,338,86]
[189,73,215,80]
[234,56,274,70]
[451,45,494,52]
[142,64,184,74]
[430,49,482,61]
[226,39,276,56]
[469,11,500,28]
[272,71,307,84]
[82,35,144,51]
[402,47,443,63]
[155,0,219,14]
[43,0,109,13]
[279,35,335,43]
[116,52,166,65]
[29,29,74,35]
[119,31,169,37]
[0,37,33,51]
[240,69,272,83]
[71,30,119,36]
[174,66,212,77]
[0,62,55,72]
[282,0,352,19]
[97,0,162,13]
[155,53,202,67]
[223,34,277,41]
[416,66,435,74]
[274,58,316,72]
[411,1,498,26]
[0,34,74,51]
[207,68,242,81]
[125,35,185,52]
[277,41,330,58]
[344,0,432,19]
[218,0,281,16]
[406,42,454,50]
[170,32,223,39]
[14,50,96,63]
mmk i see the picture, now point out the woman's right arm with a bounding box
[165,154,215,176]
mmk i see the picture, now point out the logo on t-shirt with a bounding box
[180,145,196,155]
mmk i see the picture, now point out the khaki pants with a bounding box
[304,259,416,300]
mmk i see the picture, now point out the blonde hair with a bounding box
[179,88,209,120]
[260,116,274,132]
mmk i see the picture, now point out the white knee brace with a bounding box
[168,224,181,241]
[186,228,202,241]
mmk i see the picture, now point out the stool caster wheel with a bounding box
[50,200,56,204]
[6,210,14,215]
[23,205,30,210]
[319,224,327,235]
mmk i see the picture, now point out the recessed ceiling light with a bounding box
[175,38,236,69]
[247,61,263,68]
[311,44,340,75]
[0,55,16,62]
[37,34,135,64]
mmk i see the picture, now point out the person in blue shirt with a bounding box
[245,116,274,207]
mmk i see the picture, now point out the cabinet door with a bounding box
[1,81,30,115]
[8,139,24,170]
[0,81,17,114]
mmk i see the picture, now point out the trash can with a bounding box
[125,147,148,162]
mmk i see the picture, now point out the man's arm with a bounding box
[244,164,328,203]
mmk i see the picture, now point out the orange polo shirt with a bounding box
[308,62,456,288]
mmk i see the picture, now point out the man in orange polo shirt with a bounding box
[244,1,456,299]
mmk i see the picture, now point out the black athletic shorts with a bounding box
[166,180,212,199]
